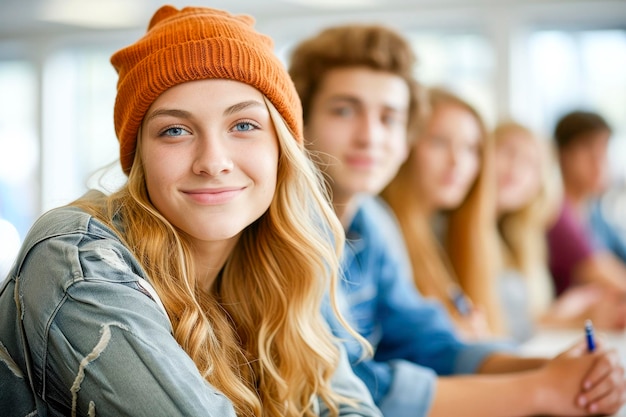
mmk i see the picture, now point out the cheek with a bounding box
[143,171,169,219]
[143,152,181,196]
[523,175,542,200]
[495,151,510,176]
[461,153,481,183]
[246,146,279,190]
[142,152,164,199]
[413,145,441,174]
[391,136,408,164]
[505,175,529,198]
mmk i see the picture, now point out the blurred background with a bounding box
[0,0,625,239]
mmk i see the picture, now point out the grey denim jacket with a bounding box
[0,206,381,417]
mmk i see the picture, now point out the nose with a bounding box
[192,133,234,176]
[448,142,461,167]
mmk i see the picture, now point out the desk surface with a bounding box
[520,328,626,416]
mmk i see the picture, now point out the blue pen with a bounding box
[449,285,472,316]
[585,319,596,352]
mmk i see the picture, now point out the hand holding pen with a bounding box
[447,285,491,340]
[574,318,626,414]
[449,285,473,317]
[585,319,596,353]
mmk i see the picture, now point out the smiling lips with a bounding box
[346,155,376,169]
[183,187,245,205]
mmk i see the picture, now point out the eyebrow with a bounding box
[145,108,191,122]
[223,100,266,116]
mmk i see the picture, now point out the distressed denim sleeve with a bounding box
[18,234,236,417]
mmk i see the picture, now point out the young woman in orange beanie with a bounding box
[0,5,380,417]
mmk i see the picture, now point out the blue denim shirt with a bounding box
[0,206,381,417]
[326,196,509,417]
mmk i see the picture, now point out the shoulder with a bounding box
[354,196,404,241]
[21,205,116,249]
[348,196,413,276]
[550,200,582,231]
[548,202,593,246]
[0,218,21,278]
[14,205,157,314]
[18,205,127,260]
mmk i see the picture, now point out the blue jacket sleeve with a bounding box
[351,356,437,417]
[335,197,514,417]
[374,262,505,376]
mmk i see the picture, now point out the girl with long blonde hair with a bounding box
[381,87,501,339]
[0,6,379,417]
[495,120,626,341]
[494,121,558,340]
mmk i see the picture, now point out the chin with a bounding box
[435,194,465,210]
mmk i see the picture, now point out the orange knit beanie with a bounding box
[111,5,303,174]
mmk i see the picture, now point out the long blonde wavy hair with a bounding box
[381,88,503,334]
[72,97,358,417]
[494,121,560,317]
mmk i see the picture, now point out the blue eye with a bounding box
[234,122,255,131]
[161,126,190,137]
[233,121,262,132]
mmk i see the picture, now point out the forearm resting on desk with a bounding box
[429,371,553,417]
[574,253,626,293]
[430,356,620,417]
[478,353,548,374]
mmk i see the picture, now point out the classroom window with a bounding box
[527,29,626,181]
[406,31,497,126]
[0,61,38,239]
[41,47,122,214]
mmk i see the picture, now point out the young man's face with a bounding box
[558,129,611,197]
[304,67,410,205]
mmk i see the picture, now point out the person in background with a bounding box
[548,110,626,296]
[381,87,498,340]
[0,6,382,417]
[493,121,626,342]
[289,23,626,417]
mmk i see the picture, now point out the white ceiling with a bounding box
[0,0,624,46]
[0,0,626,58]
[0,0,422,38]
